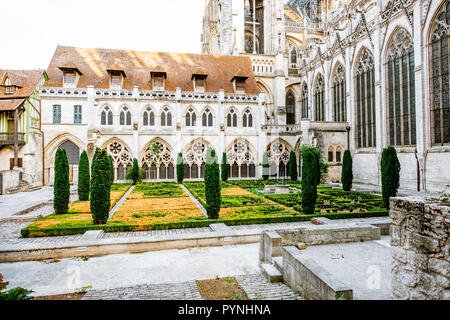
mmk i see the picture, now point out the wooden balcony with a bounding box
[0,132,25,147]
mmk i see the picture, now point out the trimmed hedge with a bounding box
[289,151,298,181]
[301,146,319,214]
[54,148,70,214]
[20,210,389,238]
[90,148,111,225]
[341,150,353,191]
[221,152,228,182]
[78,150,90,201]
[262,152,269,180]
[176,152,184,183]
[381,146,401,209]
[205,148,221,219]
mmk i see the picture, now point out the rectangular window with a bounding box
[53,105,61,123]
[74,105,82,124]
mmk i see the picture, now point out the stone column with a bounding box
[132,86,139,159]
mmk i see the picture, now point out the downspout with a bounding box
[414,147,420,192]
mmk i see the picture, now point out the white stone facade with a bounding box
[201,0,450,193]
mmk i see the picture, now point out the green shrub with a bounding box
[262,152,269,180]
[319,158,329,184]
[301,146,319,214]
[289,151,298,181]
[126,158,141,185]
[0,274,33,300]
[54,148,70,214]
[107,155,114,186]
[341,150,353,191]
[176,152,184,183]
[90,148,111,225]
[381,146,401,209]
[221,152,229,182]
[78,150,90,201]
[204,148,221,219]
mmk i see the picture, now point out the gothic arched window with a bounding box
[387,29,416,146]
[290,49,297,64]
[143,107,155,126]
[101,106,113,125]
[105,140,132,181]
[243,109,253,127]
[355,48,376,148]
[161,107,172,126]
[286,90,296,124]
[227,109,237,127]
[301,83,309,119]
[186,107,196,127]
[226,139,256,178]
[120,106,131,126]
[429,2,450,145]
[266,140,292,179]
[202,108,213,127]
[332,65,346,122]
[314,75,325,121]
[141,139,174,180]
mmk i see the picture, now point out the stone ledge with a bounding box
[282,246,353,300]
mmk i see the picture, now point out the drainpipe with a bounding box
[414,148,420,192]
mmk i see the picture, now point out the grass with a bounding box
[196,277,249,300]
[21,180,388,238]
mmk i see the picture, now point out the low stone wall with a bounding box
[276,223,380,246]
[390,197,449,300]
[259,231,282,264]
[0,169,21,194]
[282,246,353,300]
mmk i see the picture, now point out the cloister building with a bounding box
[37,0,450,194]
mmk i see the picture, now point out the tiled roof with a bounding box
[0,98,25,111]
[45,46,259,94]
[0,69,45,99]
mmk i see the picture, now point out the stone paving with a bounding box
[83,280,202,300]
[81,273,302,300]
[235,274,303,300]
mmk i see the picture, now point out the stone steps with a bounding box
[261,263,282,283]
[273,256,283,273]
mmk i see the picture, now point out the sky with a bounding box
[0,0,206,70]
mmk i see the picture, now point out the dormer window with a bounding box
[192,71,208,93]
[107,69,125,90]
[2,77,15,94]
[58,65,82,88]
[231,75,248,94]
[151,71,166,91]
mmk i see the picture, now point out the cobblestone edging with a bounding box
[179,184,208,217]
[235,274,302,300]
[81,273,302,300]
[82,280,202,300]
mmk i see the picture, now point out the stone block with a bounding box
[413,234,441,254]
[261,263,282,283]
[391,247,407,264]
[407,252,428,271]
[428,258,450,277]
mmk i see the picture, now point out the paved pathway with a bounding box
[83,281,202,300]
[235,274,302,300]
[180,184,208,217]
[107,185,135,222]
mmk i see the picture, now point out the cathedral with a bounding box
[1,0,448,194]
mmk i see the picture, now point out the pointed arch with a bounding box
[225,138,257,178]
[331,62,347,122]
[119,105,131,126]
[242,107,253,128]
[142,105,155,127]
[45,133,86,167]
[183,138,212,179]
[266,138,293,179]
[354,46,376,148]
[313,73,325,121]
[100,105,113,125]
[286,89,296,124]
[300,81,309,119]
[226,106,238,127]
[385,27,416,146]
[201,106,214,127]
[140,138,175,180]
[102,138,133,180]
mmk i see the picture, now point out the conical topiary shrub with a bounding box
[126,158,140,185]
[78,150,90,201]
[221,152,228,182]
[301,146,319,214]
[107,154,114,186]
[381,146,401,209]
[54,148,70,214]
[341,150,353,191]
[289,151,298,181]
[90,148,111,225]
[262,152,269,180]
[176,152,184,183]
[205,148,221,219]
